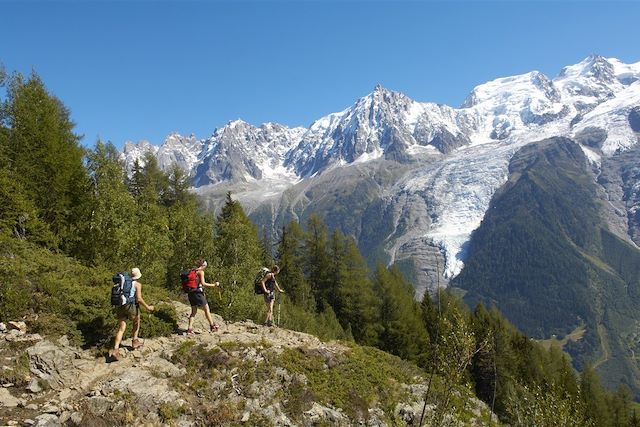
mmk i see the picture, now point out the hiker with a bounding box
[109,267,154,361]
[186,259,220,334]
[260,265,285,327]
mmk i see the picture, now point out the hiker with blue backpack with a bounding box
[109,267,154,361]
[182,259,220,334]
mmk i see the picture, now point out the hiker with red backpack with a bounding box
[183,259,220,334]
[109,267,154,361]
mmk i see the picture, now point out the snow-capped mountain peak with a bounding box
[123,55,640,290]
[558,54,617,81]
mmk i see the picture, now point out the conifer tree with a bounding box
[2,71,89,250]
[214,192,263,320]
[331,232,379,345]
[303,214,331,310]
[374,264,427,361]
[128,159,144,199]
[580,364,611,426]
[164,164,192,207]
[82,141,137,267]
[0,168,54,244]
[0,62,6,87]
[470,304,497,407]
[609,384,633,427]
[126,154,172,285]
[260,227,274,267]
[276,221,315,311]
[159,162,216,290]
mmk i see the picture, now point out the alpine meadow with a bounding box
[2,23,640,425]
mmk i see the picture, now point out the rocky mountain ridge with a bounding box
[122,55,640,294]
[0,302,492,427]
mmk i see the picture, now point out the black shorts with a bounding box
[188,291,208,307]
[264,291,275,302]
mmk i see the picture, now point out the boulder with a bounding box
[0,387,20,407]
[27,378,43,393]
[33,414,61,427]
[303,402,346,425]
[26,340,109,391]
[7,321,27,333]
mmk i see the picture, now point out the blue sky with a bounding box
[1,1,639,149]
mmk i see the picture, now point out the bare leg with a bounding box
[113,320,127,350]
[266,298,275,322]
[132,314,141,341]
[203,304,215,327]
[263,296,270,323]
[187,306,197,330]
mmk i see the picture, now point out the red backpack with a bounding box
[180,269,198,292]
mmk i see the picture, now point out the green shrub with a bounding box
[0,351,30,386]
[275,345,421,420]
[157,402,187,423]
[0,237,177,348]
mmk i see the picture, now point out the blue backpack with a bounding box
[111,272,135,306]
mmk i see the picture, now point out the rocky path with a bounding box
[0,302,351,427]
[0,302,490,427]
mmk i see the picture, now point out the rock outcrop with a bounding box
[0,302,493,426]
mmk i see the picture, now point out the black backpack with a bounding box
[254,267,270,294]
[111,272,135,306]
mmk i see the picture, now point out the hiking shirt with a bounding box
[265,274,276,293]
[129,281,138,304]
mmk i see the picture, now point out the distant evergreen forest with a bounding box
[454,137,640,402]
[1,67,638,425]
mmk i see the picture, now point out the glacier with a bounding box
[122,55,640,289]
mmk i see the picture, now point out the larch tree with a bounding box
[2,71,89,251]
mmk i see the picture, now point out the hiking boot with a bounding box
[108,349,121,362]
[131,338,142,349]
[265,320,273,327]
[186,328,195,336]
[210,323,219,332]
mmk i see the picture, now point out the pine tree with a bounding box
[609,384,633,427]
[165,201,216,292]
[128,159,144,199]
[260,227,274,267]
[470,304,497,408]
[126,153,172,285]
[0,168,54,244]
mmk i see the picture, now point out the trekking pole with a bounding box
[277,299,281,327]
[228,280,236,308]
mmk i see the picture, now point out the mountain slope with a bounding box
[123,55,640,296]
[452,137,640,394]
[120,56,640,393]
